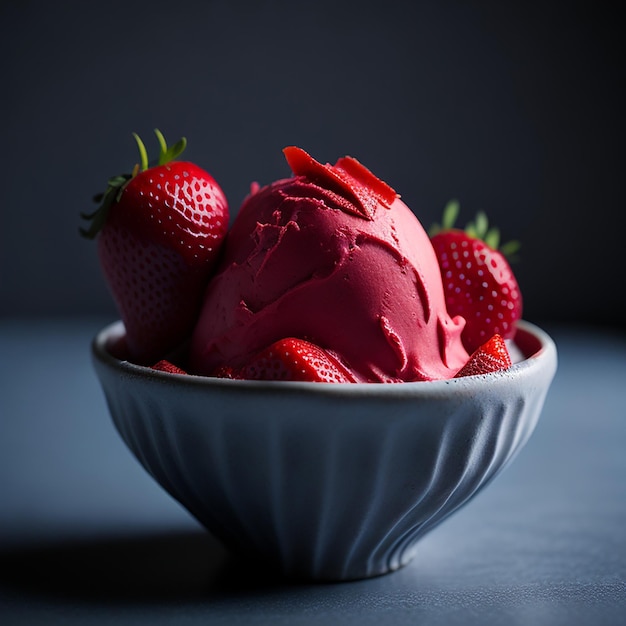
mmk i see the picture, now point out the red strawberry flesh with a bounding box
[455,334,512,377]
[216,338,357,383]
[151,359,188,375]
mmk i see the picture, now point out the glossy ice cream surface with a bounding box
[190,148,469,382]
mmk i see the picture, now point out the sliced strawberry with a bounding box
[282,146,397,220]
[212,365,239,379]
[454,334,512,377]
[216,338,357,383]
[81,130,229,365]
[430,201,522,353]
[151,360,188,375]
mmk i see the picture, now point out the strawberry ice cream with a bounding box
[189,147,469,382]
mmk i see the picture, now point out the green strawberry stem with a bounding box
[132,132,149,172]
[500,239,521,258]
[429,199,459,236]
[80,129,187,240]
[441,199,459,230]
[155,129,187,166]
[430,201,520,259]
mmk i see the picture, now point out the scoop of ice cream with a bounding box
[189,147,468,382]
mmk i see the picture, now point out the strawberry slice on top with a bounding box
[430,201,523,354]
[81,129,229,365]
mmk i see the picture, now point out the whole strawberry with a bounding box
[215,338,357,383]
[81,130,229,364]
[430,201,522,354]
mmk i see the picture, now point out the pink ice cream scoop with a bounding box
[189,147,468,382]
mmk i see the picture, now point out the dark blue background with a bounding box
[1,0,623,328]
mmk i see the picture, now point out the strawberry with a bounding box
[283,146,398,219]
[81,130,229,364]
[215,338,357,383]
[430,201,522,354]
[454,334,512,378]
[151,359,188,375]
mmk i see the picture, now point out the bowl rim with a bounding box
[92,319,557,397]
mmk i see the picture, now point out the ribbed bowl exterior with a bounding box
[92,321,557,581]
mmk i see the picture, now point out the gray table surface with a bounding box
[1,318,625,625]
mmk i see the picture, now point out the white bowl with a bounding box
[92,320,557,581]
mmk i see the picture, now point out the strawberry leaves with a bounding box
[80,129,187,240]
[430,200,520,259]
[429,199,460,236]
[154,129,187,166]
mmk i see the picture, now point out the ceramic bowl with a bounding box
[92,320,557,581]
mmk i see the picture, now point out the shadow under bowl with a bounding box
[92,320,557,581]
